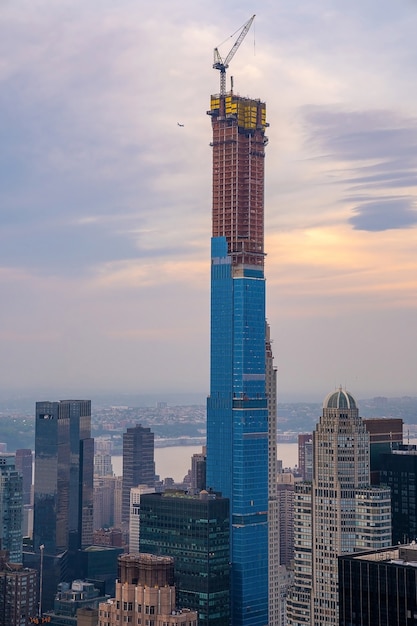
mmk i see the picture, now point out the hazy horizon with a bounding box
[0,388,416,414]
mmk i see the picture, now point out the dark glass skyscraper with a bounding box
[206,91,269,625]
[139,490,230,626]
[339,544,417,625]
[33,400,94,555]
[122,424,155,523]
[380,444,417,544]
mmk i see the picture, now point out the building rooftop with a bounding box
[323,386,357,410]
[349,543,417,564]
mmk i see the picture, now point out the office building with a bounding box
[93,528,123,548]
[297,434,313,481]
[32,400,94,610]
[339,543,417,625]
[93,474,123,532]
[44,580,107,626]
[122,424,155,523]
[113,476,123,529]
[22,549,69,615]
[98,553,198,626]
[34,400,94,555]
[206,60,271,626]
[0,552,38,626]
[380,443,417,544]
[363,417,403,484]
[139,490,230,626]
[286,482,312,625]
[0,454,23,563]
[22,505,33,539]
[311,388,391,625]
[190,448,206,491]
[94,452,113,477]
[15,450,33,541]
[77,545,123,597]
[355,487,392,550]
[94,476,117,530]
[129,485,155,553]
[15,449,32,506]
[287,388,392,626]
[277,472,295,568]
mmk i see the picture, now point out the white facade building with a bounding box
[287,388,392,626]
[129,485,155,553]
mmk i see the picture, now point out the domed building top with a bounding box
[323,386,357,410]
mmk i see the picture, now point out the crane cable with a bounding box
[216,16,256,50]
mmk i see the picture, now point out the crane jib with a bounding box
[213,14,255,96]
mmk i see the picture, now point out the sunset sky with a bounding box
[1,0,417,402]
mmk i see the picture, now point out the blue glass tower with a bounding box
[206,92,269,626]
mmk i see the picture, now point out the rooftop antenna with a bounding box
[213,14,255,96]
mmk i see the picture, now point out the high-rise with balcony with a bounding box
[286,388,392,626]
[0,454,23,563]
[206,83,270,625]
[0,553,38,626]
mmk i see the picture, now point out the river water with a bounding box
[112,442,298,482]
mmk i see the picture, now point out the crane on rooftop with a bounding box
[213,14,255,97]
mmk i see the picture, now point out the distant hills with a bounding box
[0,394,416,452]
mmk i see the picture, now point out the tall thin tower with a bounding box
[206,21,270,625]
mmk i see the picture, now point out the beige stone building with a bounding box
[287,388,392,626]
[98,553,198,626]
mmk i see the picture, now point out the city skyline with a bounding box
[1,1,417,401]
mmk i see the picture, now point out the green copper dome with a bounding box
[323,387,357,410]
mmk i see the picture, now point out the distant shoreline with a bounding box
[154,438,206,448]
[151,433,302,448]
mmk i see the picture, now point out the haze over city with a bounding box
[1,1,417,402]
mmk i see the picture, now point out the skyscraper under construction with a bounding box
[206,20,272,625]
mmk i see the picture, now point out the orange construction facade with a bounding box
[208,92,268,267]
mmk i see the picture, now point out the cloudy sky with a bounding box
[1,0,417,402]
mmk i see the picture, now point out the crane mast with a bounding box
[213,14,255,96]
